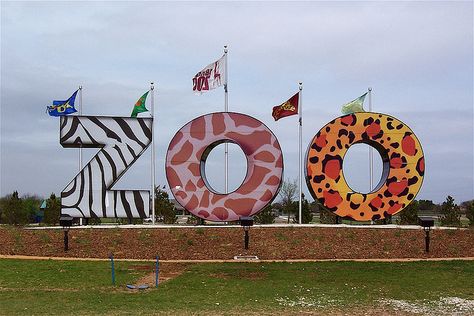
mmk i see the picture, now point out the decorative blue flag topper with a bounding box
[47,90,78,117]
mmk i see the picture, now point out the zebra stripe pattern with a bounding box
[60,116,152,219]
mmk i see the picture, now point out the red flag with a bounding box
[272,92,299,121]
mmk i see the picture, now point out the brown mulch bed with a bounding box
[0,226,473,260]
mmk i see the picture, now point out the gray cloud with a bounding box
[1,1,472,204]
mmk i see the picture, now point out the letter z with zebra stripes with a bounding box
[60,116,152,219]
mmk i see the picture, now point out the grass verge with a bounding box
[0,259,473,315]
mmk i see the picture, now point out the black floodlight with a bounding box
[239,216,254,250]
[60,214,73,251]
[419,217,434,231]
[418,216,434,253]
[60,214,73,230]
[240,217,254,229]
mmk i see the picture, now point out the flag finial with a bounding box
[151,82,154,90]
[299,82,303,91]
[368,87,372,92]
[224,45,228,53]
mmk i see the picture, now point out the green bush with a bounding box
[154,186,177,224]
[465,201,474,227]
[3,191,28,225]
[439,196,461,227]
[43,193,61,225]
[292,196,313,224]
[254,205,276,224]
[319,207,338,224]
[397,200,419,225]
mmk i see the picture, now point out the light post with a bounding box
[418,216,434,253]
[60,214,73,251]
[239,216,254,250]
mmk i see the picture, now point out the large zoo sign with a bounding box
[59,111,424,222]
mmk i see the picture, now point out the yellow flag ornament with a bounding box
[341,92,368,115]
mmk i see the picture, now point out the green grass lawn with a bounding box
[1,259,473,315]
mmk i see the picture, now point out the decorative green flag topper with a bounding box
[131,91,149,117]
[341,92,368,115]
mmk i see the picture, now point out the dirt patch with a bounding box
[129,262,189,287]
[1,226,473,260]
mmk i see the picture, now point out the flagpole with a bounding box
[79,86,83,226]
[151,82,156,225]
[224,45,229,194]
[298,82,303,225]
[79,86,83,170]
[368,87,373,192]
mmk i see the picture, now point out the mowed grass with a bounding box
[0,259,473,315]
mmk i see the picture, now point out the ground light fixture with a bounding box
[239,216,254,250]
[59,214,73,251]
[418,216,434,253]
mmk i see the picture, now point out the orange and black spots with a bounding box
[416,157,425,176]
[385,177,409,197]
[322,154,343,180]
[322,190,343,209]
[402,132,417,156]
[306,112,424,221]
[312,174,326,183]
[340,114,357,126]
[390,153,407,169]
[312,132,328,151]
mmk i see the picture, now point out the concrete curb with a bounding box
[1,254,473,263]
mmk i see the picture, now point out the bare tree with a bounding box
[278,178,298,223]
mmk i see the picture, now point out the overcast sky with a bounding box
[1,1,473,204]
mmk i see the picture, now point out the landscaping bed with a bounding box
[0,226,473,260]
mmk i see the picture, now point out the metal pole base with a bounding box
[425,230,430,253]
[64,230,69,251]
[244,231,249,250]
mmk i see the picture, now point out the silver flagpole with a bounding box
[224,45,229,194]
[151,83,156,225]
[79,86,83,170]
[368,87,373,192]
[298,82,303,224]
[79,86,83,226]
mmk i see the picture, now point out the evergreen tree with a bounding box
[44,193,61,225]
[254,204,276,224]
[3,191,28,225]
[439,195,461,227]
[293,194,313,224]
[318,199,338,224]
[398,200,419,225]
[465,200,474,227]
[22,194,42,223]
[418,200,435,211]
[154,186,176,224]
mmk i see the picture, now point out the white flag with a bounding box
[192,54,226,94]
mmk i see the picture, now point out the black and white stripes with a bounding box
[60,116,152,219]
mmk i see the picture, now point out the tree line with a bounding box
[0,192,60,225]
[1,184,473,227]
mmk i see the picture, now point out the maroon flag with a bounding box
[272,92,299,121]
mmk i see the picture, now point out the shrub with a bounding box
[155,186,177,224]
[439,196,461,227]
[43,193,61,225]
[292,196,313,224]
[254,205,276,224]
[3,191,28,225]
[397,200,419,225]
[466,201,474,227]
[319,207,338,224]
